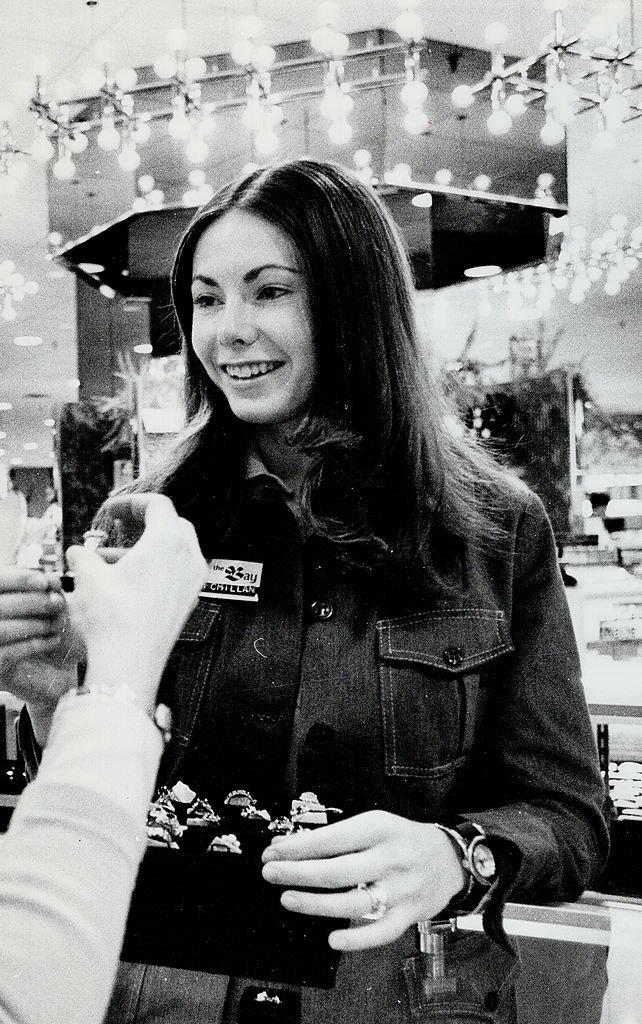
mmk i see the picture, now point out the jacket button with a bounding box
[310,599,334,620]
[443,646,464,667]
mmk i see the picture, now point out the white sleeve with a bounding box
[0,694,162,1024]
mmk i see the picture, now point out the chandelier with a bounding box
[3,0,634,190]
[451,0,642,147]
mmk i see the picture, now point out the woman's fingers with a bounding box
[0,569,61,595]
[0,617,63,643]
[262,810,401,863]
[262,848,385,890]
[0,590,65,621]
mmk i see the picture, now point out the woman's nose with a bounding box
[217,297,257,347]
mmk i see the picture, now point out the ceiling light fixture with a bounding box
[464,265,503,278]
[450,3,642,146]
[312,4,353,146]
[232,18,282,157]
[13,335,44,346]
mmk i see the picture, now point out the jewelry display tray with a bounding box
[121,844,344,988]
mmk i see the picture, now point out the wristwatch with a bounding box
[434,820,497,912]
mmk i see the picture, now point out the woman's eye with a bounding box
[192,293,222,308]
[257,285,289,301]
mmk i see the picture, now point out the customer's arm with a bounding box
[0,494,206,1024]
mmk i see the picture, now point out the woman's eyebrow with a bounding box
[191,264,302,287]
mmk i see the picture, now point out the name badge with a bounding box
[201,559,263,602]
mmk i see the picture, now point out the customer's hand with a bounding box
[0,568,79,697]
[66,493,207,713]
[262,810,466,951]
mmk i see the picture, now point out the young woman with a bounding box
[3,158,608,1024]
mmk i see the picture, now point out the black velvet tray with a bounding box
[121,844,344,988]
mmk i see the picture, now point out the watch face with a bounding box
[471,839,496,882]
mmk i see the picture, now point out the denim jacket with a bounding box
[156,479,608,906]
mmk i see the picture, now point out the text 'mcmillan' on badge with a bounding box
[201,559,264,602]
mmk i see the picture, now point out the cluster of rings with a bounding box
[356,881,388,921]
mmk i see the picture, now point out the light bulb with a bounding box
[253,45,276,72]
[97,124,121,151]
[320,90,353,120]
[118,146,141,171]
[168,113,190,140]
[185,137,209,163]
[329,32,350,57]
[536,172,555,189]
[132,120,151,145]
[539,117,565,145]
[182,188,199,207]
[353,148,372,169]
[115,67,138,91]
[311,26,337,54]
[66,132,88,154]
[185,56,207,81]
[473,174,492,191]
[604,279,621,296]
[451,84,475,110]
[504,92,526,117]
[230,39,256,66]
[403,107,429,135]
[386,162,412,184]
[138,173,155,193]
[400,80,428,108]
[188,168,206,186]
[132,196,147,212]
[434,168,453,186]
[393,11,424,42]
[328,119,353,145]
[52,155,76,180]
[242,102,264,131]
[487,108,512,135]
[30,133,54,162]
[254,127,279,155]
[484,22,508,48]
[154,54,178,79]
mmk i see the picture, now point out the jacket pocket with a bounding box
[376,609,513,779]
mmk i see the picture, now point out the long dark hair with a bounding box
[131,158,510,568]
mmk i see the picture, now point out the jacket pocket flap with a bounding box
[376,608,513,673]
[177,599,222,642]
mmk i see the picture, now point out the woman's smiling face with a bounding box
[190,208,317,430]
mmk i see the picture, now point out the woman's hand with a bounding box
[0,569,77,699]
[261,810,466,951]
[66,494,207,713]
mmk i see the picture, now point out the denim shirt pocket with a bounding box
[376,609,514,781]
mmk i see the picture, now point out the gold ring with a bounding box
[357,881,388,921]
